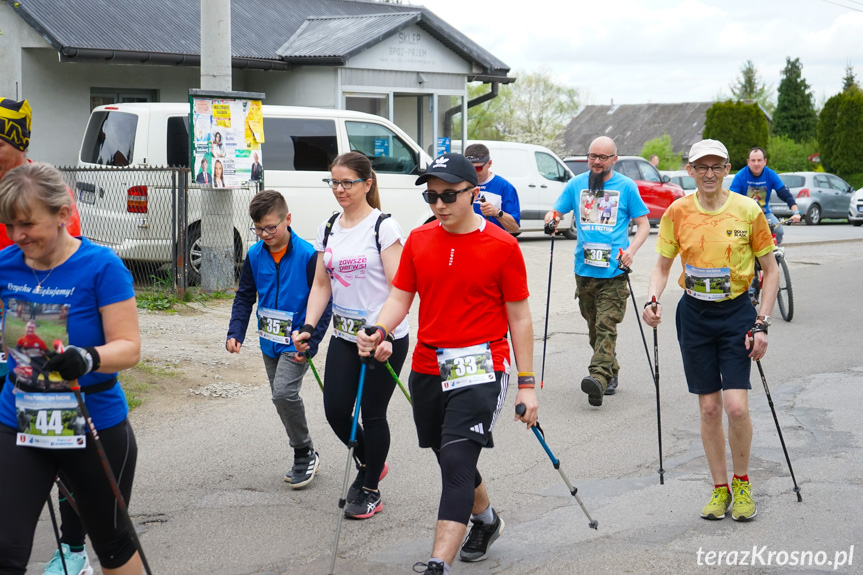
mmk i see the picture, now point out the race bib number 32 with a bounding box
[332,304,367,342]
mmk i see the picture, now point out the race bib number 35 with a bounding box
[257,307,293,344]
[437,343,495,392]
[14,389,86,449]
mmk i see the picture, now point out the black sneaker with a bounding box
[581,376,604,406]
[604,375,618,396]
[459,509,504,562]
[413,561,445,574]
[347,461,389,503]
[289,449,320,489]
[344,488,382,519]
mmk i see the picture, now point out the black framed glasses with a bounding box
[250,213,288,236]
[587,153,616,161]
[322,178,364,190]
[690,164,728,175]
[421,186,474,204]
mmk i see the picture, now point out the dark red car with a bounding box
[563,155,685,225]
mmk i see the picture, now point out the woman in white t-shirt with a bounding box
[294,151,408,520]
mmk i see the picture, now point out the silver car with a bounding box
[771,172,854,225]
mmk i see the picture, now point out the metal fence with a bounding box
[58,166,260,291]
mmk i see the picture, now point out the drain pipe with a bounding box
[443,81,499,139]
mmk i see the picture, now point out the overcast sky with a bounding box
[420,0,863,107]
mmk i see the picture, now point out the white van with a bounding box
[76,103,433,281]
[452,140,576,238]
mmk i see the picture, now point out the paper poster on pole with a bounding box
[190,96,265,187]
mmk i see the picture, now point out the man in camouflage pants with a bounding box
[545,136,650,406]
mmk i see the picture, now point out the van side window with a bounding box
[615,160,641,181]
[535,152,566,182]
[166,116,190,168]
[262,118,338,171]
[80,111,137,166]
[345,121,417,174]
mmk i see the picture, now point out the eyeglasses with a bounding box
[587,153,616,162]
[421,186,474,204]
[690,164,728,175]
[250,213,288,236]
[322,178,364,190]
[472,160,489,172]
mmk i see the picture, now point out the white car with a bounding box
[661,170,697,195]
[849,187,863,226]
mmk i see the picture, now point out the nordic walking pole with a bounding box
[516,404,598,530]
[305,352,324,392]
[46,487,70,575]
[329,326,377,575]
[650,296,665,485]
[56,476,80,517]
[66,378,155,575]
[617,249,664,484]
[540,219,558,390]
[385,361,411,405]
[749,332,803,502]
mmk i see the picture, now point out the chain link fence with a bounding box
[58,166,260,291]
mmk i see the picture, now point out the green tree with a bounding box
[765,135,818,173]
[463,68,580,154]
[773,57,817,142]
[818,92,842,173]
[640,135,682,170]
[702,100,769,169]
[831,88,863,177]
[842,64,859,92]
[729,60,775,114]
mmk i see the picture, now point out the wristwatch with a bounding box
[756,315,772,326]
[496,210,504,218]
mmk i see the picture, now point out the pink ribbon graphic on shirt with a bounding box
[323,247,351,287]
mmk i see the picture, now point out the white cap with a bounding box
[689,139,729,163]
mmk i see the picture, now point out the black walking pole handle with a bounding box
[360,325,380,367]
[544,220,557,235]
[617,248,631,274]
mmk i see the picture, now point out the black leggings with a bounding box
[0,420,138,573]
[323,335,408,491]
[434,434,483,524]
[58,471,87,549]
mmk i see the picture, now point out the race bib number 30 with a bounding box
[333,304,366,342]
[14,389,86,449]
[437,343,495,392]
[684,264,731,301]
[257,307,293,344]
[583,242,612,268]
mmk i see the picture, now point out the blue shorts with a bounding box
[675,293,756,395]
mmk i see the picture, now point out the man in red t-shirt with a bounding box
[357,153,538,574]
[0,98,82,249]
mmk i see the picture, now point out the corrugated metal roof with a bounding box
[12,0,510,77]
[560,103,715,157]
[278,12,421,61]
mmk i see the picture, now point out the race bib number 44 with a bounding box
[257,307,293,344]
[437,343,495,392]
[14,389,86,449]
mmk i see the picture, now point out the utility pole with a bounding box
[199,0,234,290]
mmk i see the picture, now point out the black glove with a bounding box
[44,346,100,381]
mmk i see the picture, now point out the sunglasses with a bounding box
[421,186,474,204]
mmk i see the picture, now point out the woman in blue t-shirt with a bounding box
[0,162,143,575]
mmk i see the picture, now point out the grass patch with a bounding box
[137,275,234,312]
[120,359,179,411]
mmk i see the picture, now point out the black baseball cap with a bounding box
[415,153,478,187]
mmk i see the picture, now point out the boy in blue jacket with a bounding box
[226,190,332,488]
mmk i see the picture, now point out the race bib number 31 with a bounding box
[14,389,86,449]
[257,307,293,344]
[437,343,495,392]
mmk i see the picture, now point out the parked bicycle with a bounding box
[750,218,793,322]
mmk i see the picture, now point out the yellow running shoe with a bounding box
[701,486,731,520]
[731,477,757,521]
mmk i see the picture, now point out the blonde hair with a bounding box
[0,162,70,223]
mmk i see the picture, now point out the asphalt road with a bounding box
[27,222,863,574]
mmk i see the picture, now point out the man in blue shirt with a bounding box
[545,136,650,406]
[465,143,521,233]
[729,147,801,244]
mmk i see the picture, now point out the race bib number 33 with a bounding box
[437,343,495,392]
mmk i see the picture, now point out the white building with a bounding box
[0,0,513,166]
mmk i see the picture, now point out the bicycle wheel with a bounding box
[776,254,794,322]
